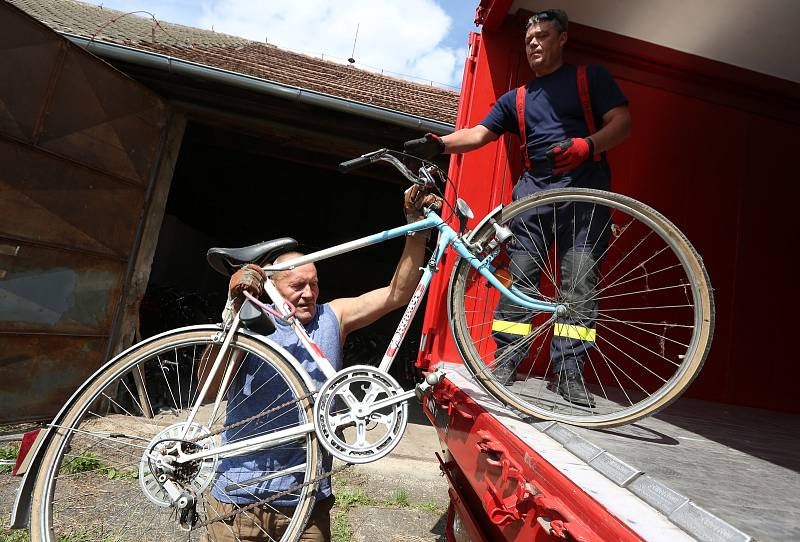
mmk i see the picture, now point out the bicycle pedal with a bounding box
[414,370,443,402]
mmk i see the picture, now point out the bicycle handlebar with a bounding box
[338,149,437,187]
[337,149,384,173]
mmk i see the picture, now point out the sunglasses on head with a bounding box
[527,10,563,27]
[533,10,557,20]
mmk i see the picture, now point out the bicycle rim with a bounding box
[449,188,714,427]
[30,327,319,541]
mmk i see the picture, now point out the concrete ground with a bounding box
[331,399,449,542]
[0,400,450,542]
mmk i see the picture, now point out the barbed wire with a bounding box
[88,8,462,90]
[274,45,462,90]
[90,9,183,44]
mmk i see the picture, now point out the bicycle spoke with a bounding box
[33,330,319,542]
[450,189,712,426]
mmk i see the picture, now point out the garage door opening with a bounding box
[141,120,429,387]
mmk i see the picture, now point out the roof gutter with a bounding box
[63,34,455,134]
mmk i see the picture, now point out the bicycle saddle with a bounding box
[206,238,298,276]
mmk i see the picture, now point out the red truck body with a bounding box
[417,3,800,541]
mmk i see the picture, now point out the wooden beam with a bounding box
[107,111,187,357]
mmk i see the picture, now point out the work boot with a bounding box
[489,359,516,386]
[549,369,595,407]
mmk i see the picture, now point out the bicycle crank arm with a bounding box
[360,389,416,415]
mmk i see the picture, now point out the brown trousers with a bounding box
[201,494,334,542]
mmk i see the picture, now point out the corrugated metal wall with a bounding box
[0,3,170,422]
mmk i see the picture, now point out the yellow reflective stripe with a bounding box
[491,320,532,335]
[553,323,596,342]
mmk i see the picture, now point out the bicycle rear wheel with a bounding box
[449,188,714,427]
[29,326,320,541]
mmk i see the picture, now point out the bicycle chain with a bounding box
[186,390,316,444]
[173,389,352,530]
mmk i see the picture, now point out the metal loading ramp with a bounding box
[436,362,800,541]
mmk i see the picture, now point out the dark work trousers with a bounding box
[492,199,610,375]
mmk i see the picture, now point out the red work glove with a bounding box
[403,133,446,160]
[229,264,266,299]
[546,138,593,173]
[404,184,443,222]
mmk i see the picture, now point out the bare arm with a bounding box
[329,234,427,340]
[441,125,499,154]
[588,105,631,154]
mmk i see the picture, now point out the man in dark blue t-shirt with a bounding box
[405,9,631,408]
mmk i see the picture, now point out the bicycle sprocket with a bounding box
[139,422,218,507]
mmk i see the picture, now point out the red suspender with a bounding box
[577,65,601,161]
[517,65,599,170]
[515,85,531,170]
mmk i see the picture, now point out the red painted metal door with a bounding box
[0,3,170,422]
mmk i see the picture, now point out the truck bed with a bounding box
[435,362,800,541]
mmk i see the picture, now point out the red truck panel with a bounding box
[428,378,644,542]
[418,15,800,412]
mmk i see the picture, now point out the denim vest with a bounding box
[211,303,342,505]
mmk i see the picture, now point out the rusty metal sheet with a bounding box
[0,2,63,142]
[0,4,170,422]
[39,45,167,185]
[0,138,146,257]
[0,3,167,184]
[0,335,108,423]
[0,241,125,335]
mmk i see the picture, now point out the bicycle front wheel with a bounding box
[29,326,320,542]
[449,188,714,427]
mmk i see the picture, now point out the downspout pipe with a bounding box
[63,34,455,135]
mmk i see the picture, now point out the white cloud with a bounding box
[198,0,463,88]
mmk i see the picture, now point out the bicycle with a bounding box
[20,149,714,541]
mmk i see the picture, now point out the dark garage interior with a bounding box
[142,119,439,385]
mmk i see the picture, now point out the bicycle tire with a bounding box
[449,188,714,427]
[29,326,320,541]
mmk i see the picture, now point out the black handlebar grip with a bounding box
[338,155,373,173]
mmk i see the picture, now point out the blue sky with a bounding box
[81,0,481,88]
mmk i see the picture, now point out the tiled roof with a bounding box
[8,0,459,124]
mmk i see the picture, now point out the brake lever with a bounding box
[419,165,439,188]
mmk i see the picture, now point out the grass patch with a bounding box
[331,510,352,542]
[60,450,103,475]
[57,532,125,542]
[386,487,410,507]
[416,500,442,513]
[335,485,374,508]
[0,521,28,542]
[335,479,444,511]
[0,443,20,474]
[104,466,139,481]
[332,483,373,542]
[0,519,126,542]
[59,450,138,480]
[330,477,446,542]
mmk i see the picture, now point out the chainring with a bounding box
[314,365,408,464]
